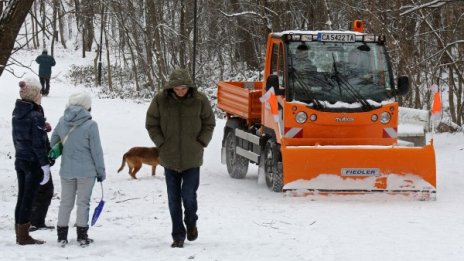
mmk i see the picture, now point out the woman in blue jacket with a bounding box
[50,92,106,246]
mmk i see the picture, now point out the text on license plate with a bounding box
[317,33,355,42]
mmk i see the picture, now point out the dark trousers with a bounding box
[30,172,54,227]
[165,167,200,241]
[14,159,42,225]
[39,77,50,94]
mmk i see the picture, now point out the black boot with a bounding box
[187,226,198,241]
[57,226,68,246]
[76,226,94,247]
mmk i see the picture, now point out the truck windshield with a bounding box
[287,41,393,105]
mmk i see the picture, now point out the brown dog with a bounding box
[117,147,160,179]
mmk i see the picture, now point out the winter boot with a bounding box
[76,226,94,247]
[17,223,45,245]
[15,224,18,244]
[30,224,55,232]
[171,240,184,248]
[57,226,69,246]
[187,226,198,241]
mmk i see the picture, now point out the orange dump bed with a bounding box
[217,81,263,123]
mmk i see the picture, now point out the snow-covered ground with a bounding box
[1,49,464,261]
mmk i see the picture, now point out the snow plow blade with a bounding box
[281,143,436,199]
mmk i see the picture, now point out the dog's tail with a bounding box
[117,154,126,173]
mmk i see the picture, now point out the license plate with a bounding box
[341,168,380,177]
[317,33,355,42]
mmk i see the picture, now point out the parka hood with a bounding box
[13,99,38,119]
[63,105,92,127]
[166,68,195,90]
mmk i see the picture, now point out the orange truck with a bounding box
[217,21,436,199]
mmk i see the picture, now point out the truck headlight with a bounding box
[295,111,307,124]
[380,112,391,124]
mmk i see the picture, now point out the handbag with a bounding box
[48,125,77,160]
[48,142,63,160]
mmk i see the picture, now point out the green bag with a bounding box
[48,125,77,160]
[48,142,63,160]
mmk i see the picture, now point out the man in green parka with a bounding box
[35,49,56,96]
[145,68,215,248]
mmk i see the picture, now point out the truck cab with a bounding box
[261,30,409,147]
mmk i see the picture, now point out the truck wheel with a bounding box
[225,130,249,179]
[264,140,283,192]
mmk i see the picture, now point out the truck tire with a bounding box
[225,130,249,179]
[264,140,283,192]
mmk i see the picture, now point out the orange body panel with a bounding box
[281,142,436,193]
[217,81,262,123]
[282,102,399,146]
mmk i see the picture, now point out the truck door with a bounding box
[263,40,285,141]
[269,41,285,91]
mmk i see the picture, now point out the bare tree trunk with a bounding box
[24,18,30,49]
[82,0,94,52]
[149,0,168,91]
[128,43,140,92]
[51,0,59,56]
[58,0,67,48]
[448,66,456,123]
[179,0,186,68]
[0,0,35,76]
[40,0,46,48]
[143,0,155,90]
[229,0,260,70]
[458,73,463,126]
[32,1,39,49]
[104,24,113,92]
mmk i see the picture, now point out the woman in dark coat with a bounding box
[12,78,51,245]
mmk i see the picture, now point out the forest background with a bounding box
[0,0,463,130]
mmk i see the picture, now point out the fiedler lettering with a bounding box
[341,168,380,177]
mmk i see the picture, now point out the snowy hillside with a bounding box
[1,49,464,261]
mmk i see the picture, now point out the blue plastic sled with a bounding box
[91,182,105,226]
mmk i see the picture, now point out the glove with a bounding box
[45,122,52,132]
[40,165,51,185]
[97,173,106,182]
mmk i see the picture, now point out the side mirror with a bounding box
[266,74,284,95]
[396,75,409,96]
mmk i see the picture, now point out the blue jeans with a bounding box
[15,159,42,224]
[165,167,200,241]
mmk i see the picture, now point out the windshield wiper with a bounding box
[330,54,372,111]
[289,66,324,109]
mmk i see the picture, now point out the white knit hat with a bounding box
[19,77,41,104]
[66,92,92,110]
